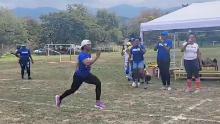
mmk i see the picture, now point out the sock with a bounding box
[195,78,201,89]
[187,79,192,89]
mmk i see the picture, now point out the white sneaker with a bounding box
[55,95,61,109]
[167,87,172,91]
[144,83,148,89]
[137,82,141,87]
[194,89,201,93]
[132,82,136,87]
[95,101,106,110]
[161,86,166,90]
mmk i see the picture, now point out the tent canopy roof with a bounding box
[140,1,220,32]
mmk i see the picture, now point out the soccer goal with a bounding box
[45,44,79,63]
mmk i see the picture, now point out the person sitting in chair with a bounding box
[213,58,218,71]
[202,58,218,71]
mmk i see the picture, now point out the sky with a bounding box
[0,0,219,9]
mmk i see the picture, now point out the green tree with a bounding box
[24,19,42,49]
[123,9,163,40]
[40,4,123,45]
[40,11,88,44]
[0,8,28,45]
[40,4,101,45]
[96,9,119,30]
[96,9,122,43]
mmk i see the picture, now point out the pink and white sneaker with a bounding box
[55,95,61,109]
[95,101,106,110]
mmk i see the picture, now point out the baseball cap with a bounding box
[161,31,169,36]
[130,38,135,42]
[81,40,91,48]
[126,42,131,46]
[21,44,26,47]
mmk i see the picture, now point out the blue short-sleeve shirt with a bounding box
[75,52,92,78]
[157,39,173,61]
[17,48,31,62]
[130,45,146,62]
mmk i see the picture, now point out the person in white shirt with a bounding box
[124,41,132,81]
[181,33,202,93]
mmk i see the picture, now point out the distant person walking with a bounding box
[55,40,106,110]
[15,44,34,79]
[154,31,173,90]
[181,33,202,93]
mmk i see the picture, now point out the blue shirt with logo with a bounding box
[17,48,31,62]
[156,39,173,61]
[130,45,146,62]
[75,52,91,78]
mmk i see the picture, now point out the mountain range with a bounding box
[12,4,180,20]
[12,7,60,20]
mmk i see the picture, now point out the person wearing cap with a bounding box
[181,33,202,93]
[124,41,132,81]
[55,39,106,110]
[15,44,34,79]
[129,38,146,88]
[154,31,173,90]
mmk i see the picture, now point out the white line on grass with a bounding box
[0,98,219,123]
[0,79,14,81]
[164,99,213,124]
[168,97,202,101]
[186,99,213,112]
[0,86,31,90]
[164,114,220,123]
[180,117,220,123]
[20,87,32,90]
[0,98,173,117]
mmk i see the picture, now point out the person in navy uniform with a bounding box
[154,31,173,91]
[15,44,34,79]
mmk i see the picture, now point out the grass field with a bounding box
[0,48,220,124]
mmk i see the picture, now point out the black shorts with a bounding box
[184,59,200,79]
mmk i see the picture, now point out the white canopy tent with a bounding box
[140,1,220,33]
[140,1,220,68]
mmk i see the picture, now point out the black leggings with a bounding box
[157,60,170,86]
[20,61,31,78]
[60,73,101,101]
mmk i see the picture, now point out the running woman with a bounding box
[15,44,34,79]
[55,40,106,110]
[181,33,202,93]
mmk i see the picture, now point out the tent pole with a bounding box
[173,33,176,68]
[47,44,50,56]
[140,31,144,44]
